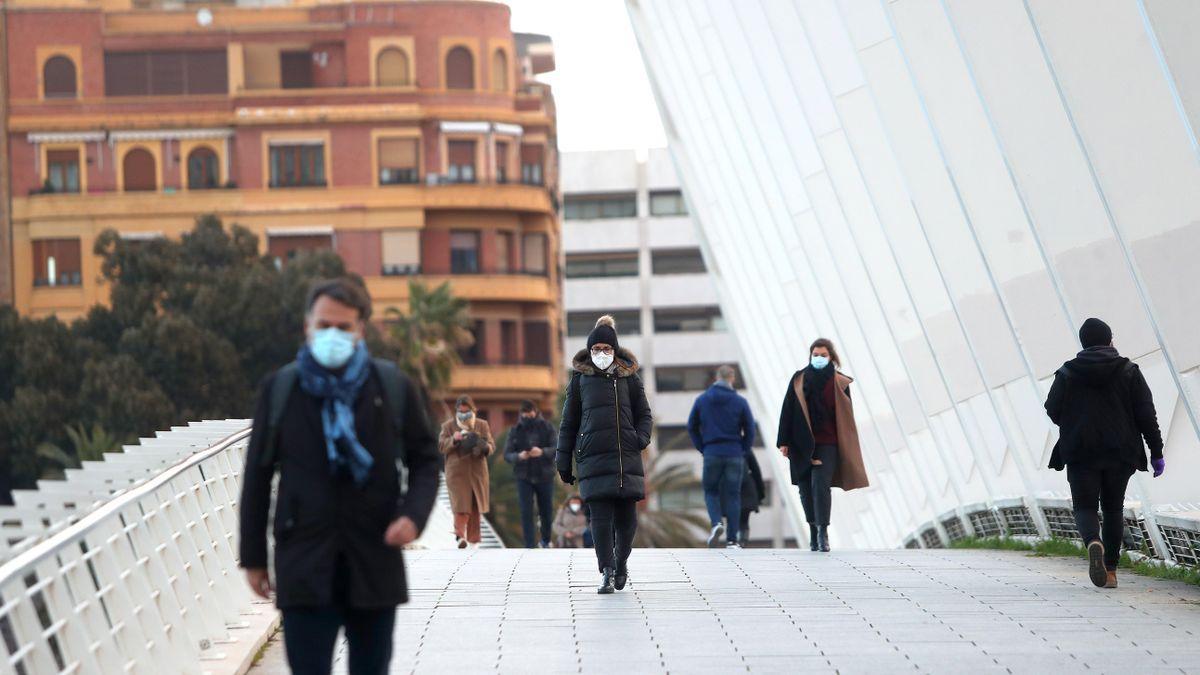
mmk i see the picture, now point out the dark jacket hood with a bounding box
[1062,346,1129,387]
[572,347,640,377]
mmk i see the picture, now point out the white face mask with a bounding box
[569,503,582,514]
[811,355,830,370]
[591,351,614,370]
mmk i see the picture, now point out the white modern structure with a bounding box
[627,0,1200,550]
[561,149,790,546]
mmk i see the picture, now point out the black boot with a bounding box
[614,560,629,591]
[597,568,615,594]
[818,525,830,553]
[809,524,820,552]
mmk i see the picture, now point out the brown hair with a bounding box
[305,277,372,321]
[455,394,476,411]
[809,337,841,368]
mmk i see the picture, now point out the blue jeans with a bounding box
[702,454,745,543]
[516,478,555,548]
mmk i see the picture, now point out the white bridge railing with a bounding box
[0,422,264,675]
[0,418,497,675]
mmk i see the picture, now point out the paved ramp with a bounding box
[253,549,1200,673]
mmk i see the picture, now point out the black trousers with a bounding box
[588,497,638,572]
[516,478,555,548]
[739,509,752,544]
[797,444,838,526]
[1067,462,1133,570]
[282,605,396,675]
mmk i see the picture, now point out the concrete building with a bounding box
[628,0,1200,549]
[561,148,790,547]
[3,0,564,425]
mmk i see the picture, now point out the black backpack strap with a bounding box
[262,363,299,468]
[371,358,408,466]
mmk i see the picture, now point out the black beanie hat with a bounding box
[587,315,619,351]
[1079,317,1112,348]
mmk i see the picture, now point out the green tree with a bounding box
[37,424,124,480]
[386,280,474,419]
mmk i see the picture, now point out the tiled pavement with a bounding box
[253,549,1200,674]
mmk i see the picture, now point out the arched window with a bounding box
[376,47,410,87]
[187,146,219,189]
[445,46,474,90]
[122,148,157,192]
[491,49,508,92]
[43,56,77,99]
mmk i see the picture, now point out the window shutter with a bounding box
[378,138,418,169]
[523,233,546,274]
[448,141,475,166]
[376,48,410,86]
[381,230,420,269]
[186,51,228,94]
[445,47,474,89]
[43,57,77,98]
[149,51,185,95]
[105,52,149,96]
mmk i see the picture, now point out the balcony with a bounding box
[367,273,555,305]
[451,365,559,394]
[12,183,555,223]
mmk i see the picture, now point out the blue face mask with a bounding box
[811,355,830,371]
[310,327,358,369]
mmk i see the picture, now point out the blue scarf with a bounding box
[296,342,374,486]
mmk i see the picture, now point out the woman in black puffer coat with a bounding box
[557,315,653,594]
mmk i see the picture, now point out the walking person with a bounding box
[439,395,495,549]
[776,338,869,552]
[553,494,589,548]
[504,399,558,548]
[239,278,441,675]
[687,365,756,548]
[1045,318,1165,588]
[557,315,653,594]
[738,450,766,547]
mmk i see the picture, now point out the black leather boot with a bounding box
[809,524,820,552]
[818,525,830,553]
[597,568,616,594]
[614,561,628,591]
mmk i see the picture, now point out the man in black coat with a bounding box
[504,399,558,548]
[1045,317,1165,589]
[239,278,440,675]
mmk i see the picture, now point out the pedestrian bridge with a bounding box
[1,424,1198,674]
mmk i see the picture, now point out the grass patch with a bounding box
[949,536,1033,551]
[250,627,280,667]
[953,536,1200,587]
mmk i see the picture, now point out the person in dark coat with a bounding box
[239,278,440,675]
[557,315,653,594]
[1044,317,1165,589]
[738,451,766,547]
[505,399,559,548]
[776,337,869,553]
[687,364,756,548]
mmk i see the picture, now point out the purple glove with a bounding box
[1151,457,1165,478]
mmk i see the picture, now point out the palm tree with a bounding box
[37,424,123,479]
[385,280,474,420]
[635,452,710,548]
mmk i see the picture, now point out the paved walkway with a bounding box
[252,549,1200,674]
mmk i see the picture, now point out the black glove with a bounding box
[559,470,576,485]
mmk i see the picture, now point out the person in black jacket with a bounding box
[1045,317,1165,589]
[239,278,441,675]
[505,399,558,548]
[557,315,653,594]
[776,338,870,552]
[738,451,766,547]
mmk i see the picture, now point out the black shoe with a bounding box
[1087,540,1106,588]
[818,526,830,553]
[809,524,819,552]
[598,568,616,594]
[614,563,628,591]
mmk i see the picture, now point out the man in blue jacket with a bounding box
[688,365,755,548]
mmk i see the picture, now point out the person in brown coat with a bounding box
[552,494,588,549]
[776,337,869,553]
[439,394,494,548]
